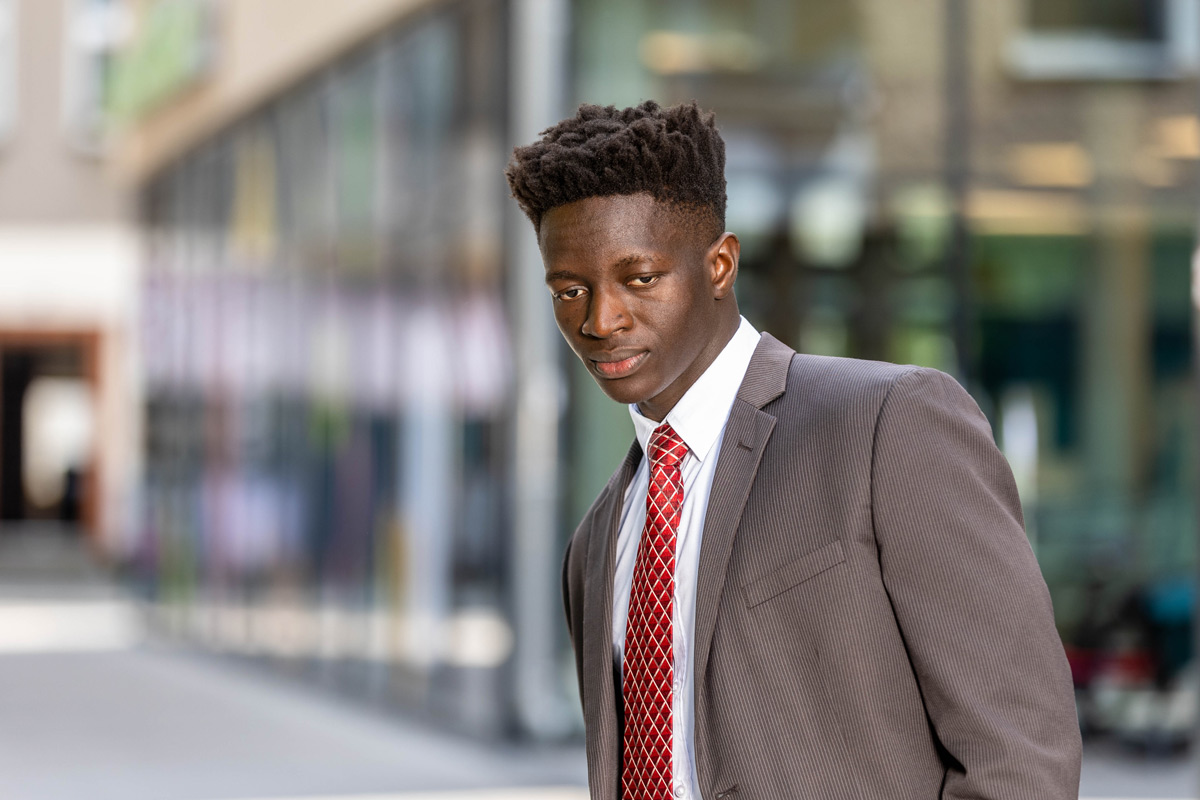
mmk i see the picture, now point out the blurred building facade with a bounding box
[0,0,139,548]
[115,0,1198,742]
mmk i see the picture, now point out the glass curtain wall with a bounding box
[569,0,1198,746]
[137,0,514,735]
[134,0,1199,745]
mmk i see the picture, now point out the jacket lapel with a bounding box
[693,333,794,700]
[582,439,642,800]
[583,332,794,797]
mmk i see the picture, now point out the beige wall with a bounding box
[117,0,435,183]
[0,1,138,553]
[0,0,130,223]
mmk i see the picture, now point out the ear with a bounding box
[707,232,740,299]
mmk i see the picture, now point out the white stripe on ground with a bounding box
[221,790,589,800]
[216,794,1175,800]
[0,600,142,652]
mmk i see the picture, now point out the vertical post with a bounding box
[1192,220,1200,771]
[1081,87,1151,529]
[1193,29,1200,765]
[943,0,974,385]
[507,0,573,739]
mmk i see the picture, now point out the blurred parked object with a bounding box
[1071,577,1197,753]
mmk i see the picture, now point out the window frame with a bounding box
[1007,0,1200,80]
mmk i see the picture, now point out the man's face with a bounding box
[538,193,738,421]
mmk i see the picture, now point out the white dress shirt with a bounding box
[612,316,761,800]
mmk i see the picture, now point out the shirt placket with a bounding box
[671,454,692,800]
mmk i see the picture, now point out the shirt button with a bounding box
[674,787,685,798]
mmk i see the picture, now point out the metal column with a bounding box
[506,0,574,739]
[943,0,975,386]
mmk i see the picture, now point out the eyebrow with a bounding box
[543,253,658,285]
[613,253,656,270]
[544,269,581,284]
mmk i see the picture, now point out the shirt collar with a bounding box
[630,316,761,464]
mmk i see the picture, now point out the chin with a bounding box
[590,374,655,407]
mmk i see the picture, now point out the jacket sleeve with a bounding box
[561,535,575,642]
[870,367,1081,798]
[561,527,587,704]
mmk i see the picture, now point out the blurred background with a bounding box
[0,0,1197,798]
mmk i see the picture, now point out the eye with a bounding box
[554,286,587,301]
[629,275,659,287]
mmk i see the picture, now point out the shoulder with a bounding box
[772,352,933,414]
[764,353,982,442]
[786,352,923,386]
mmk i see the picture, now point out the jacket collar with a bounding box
[736,331,793,409]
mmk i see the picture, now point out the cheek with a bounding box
[552,302,584,340]
[653,302,697,342]
[549,299,570,324]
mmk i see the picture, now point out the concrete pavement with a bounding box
[2,617,1194,800]
[0,528,1192,800]
[0,642,587,800]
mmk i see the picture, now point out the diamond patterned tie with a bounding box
[622,423,688,800]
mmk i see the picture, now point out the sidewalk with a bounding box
[0,528,586,800]
[1079,739,1196,799]
[2,619,1193,800]
[0,528,1192,800]
[0,643,587,800]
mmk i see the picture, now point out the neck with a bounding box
[636,309,741,421]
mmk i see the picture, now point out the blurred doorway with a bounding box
[0,332,100,536]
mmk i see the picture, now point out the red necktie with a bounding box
[622,423,687,800]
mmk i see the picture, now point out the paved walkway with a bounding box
[0,528,1192,800]
[0,528,585,800]
[0,644,586,800]
[1079,740,1196,799]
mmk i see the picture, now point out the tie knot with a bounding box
[648,423,687,469]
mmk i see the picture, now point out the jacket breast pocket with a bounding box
[741,539,846,608]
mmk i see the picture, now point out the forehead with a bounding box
[538,194,691,266]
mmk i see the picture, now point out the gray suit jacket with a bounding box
[562,333,1081,799]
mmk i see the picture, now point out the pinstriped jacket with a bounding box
[561,333,1081,800]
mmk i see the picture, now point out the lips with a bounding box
[589,350,649,379]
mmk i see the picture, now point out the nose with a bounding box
[580,287,629,339]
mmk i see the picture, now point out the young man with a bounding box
[506,101,1080,799]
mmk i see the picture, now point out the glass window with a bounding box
[1010,0,1200,79]
[331,53,380,277]
[63,0,132,152]
[137,0,515,735]
[1028,0,1165,40]
[570,3,1199,744]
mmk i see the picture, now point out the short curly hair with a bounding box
[505,100,726,241]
